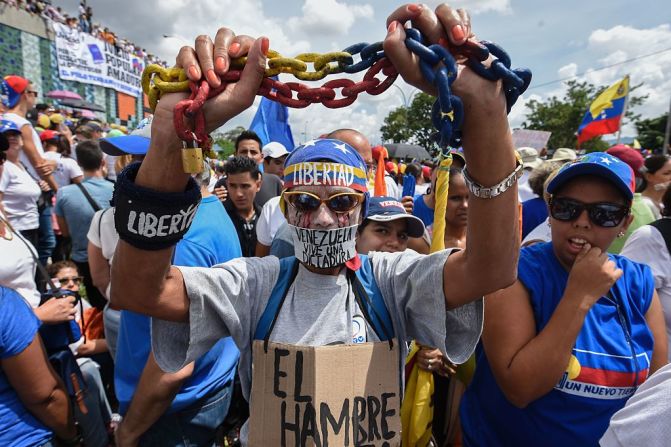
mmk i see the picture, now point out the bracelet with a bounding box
[113,162,202,250]
[462,159,523,199]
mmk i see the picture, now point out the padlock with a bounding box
[181,141,204,174]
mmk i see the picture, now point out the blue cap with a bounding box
[99,117,151,156]
[0,119,21,134]
[365,196,425,238]
[547,152,635,200]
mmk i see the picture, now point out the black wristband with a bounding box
[113,162,201,251]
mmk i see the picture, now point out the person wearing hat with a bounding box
[356,196,425,255]
[517,146,542,202]
[460,152,667,446]
[606,145,656,253]
[110,7,522,444]
[1,76,58,191]
[0,119,42,247]
[551,147,578,163]
[261,141,289,178]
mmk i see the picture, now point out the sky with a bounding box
[59,0,671,145]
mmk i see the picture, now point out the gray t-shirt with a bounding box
[152,249,482,441]
[600,363,671,446]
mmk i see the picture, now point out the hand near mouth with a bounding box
[564,243,623,310]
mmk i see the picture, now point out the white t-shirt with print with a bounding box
[43,151,83,188]
[0,161,41,230]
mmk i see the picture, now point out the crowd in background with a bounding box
[1,0,167,66]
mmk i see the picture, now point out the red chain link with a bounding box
[173,58,399,147]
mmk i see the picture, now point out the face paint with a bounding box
[289,224,358,269]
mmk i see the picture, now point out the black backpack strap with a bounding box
[76,182,102,212]
[650,219,671,255]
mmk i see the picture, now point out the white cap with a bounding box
[517,146,542,170]
[262,142,289,159]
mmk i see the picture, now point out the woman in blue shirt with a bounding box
[460,152,668,446]
[0,286,78,446]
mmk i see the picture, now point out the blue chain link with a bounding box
[338,29,532,151]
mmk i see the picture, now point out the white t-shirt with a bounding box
[255,196,286,246]
[0,161,41,230]
[0,222,40,306]
[43,151,83,188]
[86,207,118,299]
[600,363,671,446]
[3,113,45,180]
[621,222,671,361]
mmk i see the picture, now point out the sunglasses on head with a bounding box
[549,197,630,228]
[283,191,364,214]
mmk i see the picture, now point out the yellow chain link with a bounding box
[142,48,355,110]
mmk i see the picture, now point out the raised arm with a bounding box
[383,4,519,309]
[110,32,267,321]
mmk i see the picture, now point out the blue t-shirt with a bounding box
[0,287,52,446]
[412,194,434,227]
[54,177,113,262]
[460,242,655,447]
[115,196,242,414]
[521,196,548,239]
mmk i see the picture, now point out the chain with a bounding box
[144,28,531,153]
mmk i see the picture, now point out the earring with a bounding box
[547,221,551,227]
[617,231,625,238]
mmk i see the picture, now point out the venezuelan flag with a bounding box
[577,76,629,145]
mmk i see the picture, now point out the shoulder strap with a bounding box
[351,254,394,344]
[254,257,300,347]
[650,218,671,255]
[97,207,112,238]
[76,182,102,212]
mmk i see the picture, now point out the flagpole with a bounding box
[616,74,630,145]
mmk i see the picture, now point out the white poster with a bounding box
[53,23,143,97]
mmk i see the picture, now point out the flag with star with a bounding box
[576,76,629,146]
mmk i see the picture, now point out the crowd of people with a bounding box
[1,0,167,66]
[1,2,671,447]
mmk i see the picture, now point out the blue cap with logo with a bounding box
[365,196,425,238]
[546,152,635,200]
[99,117,152,156]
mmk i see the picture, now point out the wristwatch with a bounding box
[462,159,523,199]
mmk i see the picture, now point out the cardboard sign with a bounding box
[512,129,552,151]
[248,340,401,446]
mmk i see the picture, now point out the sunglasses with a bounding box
[53,276,83,286]
[549,197,630,228]
[283,191,364,214]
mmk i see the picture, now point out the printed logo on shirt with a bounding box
[352,314,366,344]
[554,349,650,400]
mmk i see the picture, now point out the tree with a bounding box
[380,93,438,155]
[212,125,246,159]
[635,113,668,151]
[522,79,646,151]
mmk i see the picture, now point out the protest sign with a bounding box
[290,225,358,269]
[53,23,143,97]
[512,129,552,151]
[248,340,401,446]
